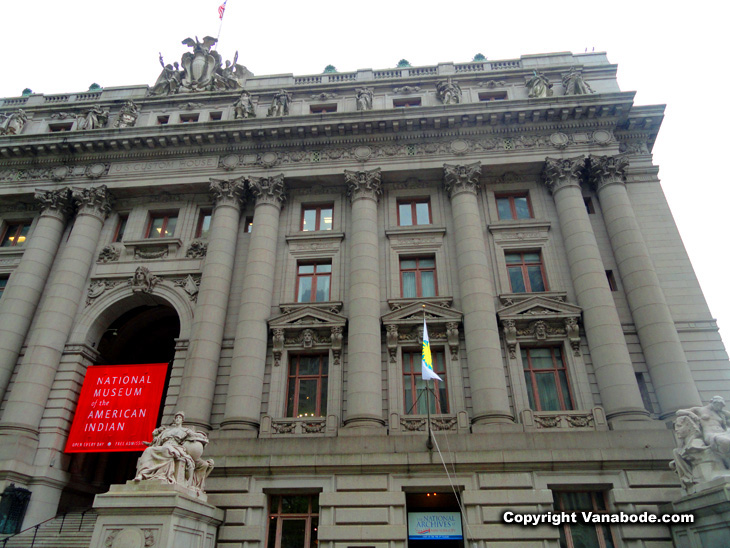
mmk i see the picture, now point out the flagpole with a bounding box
[423,305,433,450]
[216,0,228,43]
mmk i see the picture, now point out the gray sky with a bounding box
[2,0,728,340]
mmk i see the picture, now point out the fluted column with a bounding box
[0,186,112,435]
[0,188,72,403]
[543,157,648,422]
[443,163,513,425]
[588,155,701,416]
[177,177,246,429]
[222,174,285,430]
[343,168,385,428]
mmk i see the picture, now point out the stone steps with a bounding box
[1,510,96,548]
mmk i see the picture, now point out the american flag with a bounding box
[218,1,227,20]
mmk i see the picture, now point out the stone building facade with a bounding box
[0,46,728,547]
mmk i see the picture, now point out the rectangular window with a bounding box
[506,251,546,293]
[0,277,7,299]
[286,354,328,418]
[496,194,533,220]
[267,494,319,548]
[301,205,333,232]
[179,113,199,123]
[146,213,178,239]
[297,262,331,302]
[113,216,127,243]
[403,350,448,414]
[521,347,573,411]
[398,199,432,226]
[157,115,170,125]
[584,197,596,214]
[554,491,616,548]
[393,97,422,108]
[310,104,337,114]
[196,211,212,239]
[400,257,437,298]
[245,216,253,233]
[605,270,617,291]
[1,222,30,248]
[48,122,73,132]
[479,92,507,101]
[209,111,222,121]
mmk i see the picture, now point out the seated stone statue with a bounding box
[134,411,214,495]
[671,396,730,488]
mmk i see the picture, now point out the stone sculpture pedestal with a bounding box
[89,481,223,548]
[663,477,730,547]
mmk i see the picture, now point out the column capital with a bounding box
[210,177,246,210]
[34,188,73,221]
[345,168,382,202]
[247,174,286,208]
[443,162,482,198]
[542,157,585,194]
[588,155,629,192]
[72,185,113,220]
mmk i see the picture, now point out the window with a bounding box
[554,491,616,548]
[584,197,596,214]
[113,216,127,243]
[196,211,212,238]
[1,222,29,247]
[296,262,331,302]
[179,113,199,123]
[301,205,333,232]
[146,213,177,239]
[506,251,546,293]
[496,194,532,220]
[605,270,617,291]
[479,92,507,101]
[400,257,437,298]
[398,199,431,226]
[209,111,222,121]
[267,494,319,548]
[48,122,73,132]
[245,216,253,233]
[393,97,422,108]
[403,350,448,414]
[157,115,170,125]
[286,354,328,418]
[0,277,7,299]
[309,104,337,114]
[521,347,573,411]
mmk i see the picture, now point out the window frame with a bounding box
[113,215,128,243]
[495,193,533,221]
[399,256,438,298]
[145,212,178,239]
[521,346,574,412]
[402,348,448,415]
[296,261,332,303]
[397,198,432,227]
[285,354,329,418]
[267,494,319,548]
[300,204,334,232]
[393,97,422,108]
[0,221,30,248]
[0,276,8,299]
[505,250,547,293]
[196,210,212,239]
[554,490,616,548]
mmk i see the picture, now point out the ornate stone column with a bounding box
[543,157,648,422]
[443,163,513,426]
[177,177,246,429]
[222,175,285,430]
[343,168,386,428]
[588,155,701,416]
[0,189,73,403]
[0,186,112,435]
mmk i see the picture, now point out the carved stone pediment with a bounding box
[269,303,347,367]
[382,298,463,363]
[497,294,582,358]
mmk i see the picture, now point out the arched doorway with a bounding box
[58,303,180,512]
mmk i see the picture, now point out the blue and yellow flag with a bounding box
[421,318,442,381]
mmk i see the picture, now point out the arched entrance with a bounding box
[58,303,180,512]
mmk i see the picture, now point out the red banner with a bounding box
[64,363,168,453]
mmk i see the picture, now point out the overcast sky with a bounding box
[1,1,728,341]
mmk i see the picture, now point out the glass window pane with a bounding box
[420,271,435,297]
[559,370,573,410]
[527,266,545,291]
[415,202,430,224]
[149,217,164,238]
[297,379,318,416]
[505,253,520,264]
[404,379,414,413]
[315,275,330,302]
[199,214,211,237]
[281,519,307,548]
[282,496,310,514]
[320,357,329,376]
[302,209,316,231]
[508,267,526,293]
[320,208,333,230]
[523,253,540,263]
[514,197,531,219]
[535,372,560,411]
[267,516,278,548]
[298,356,319,376]
[524,372,537,409]
[298,278,312,302]
[320,377,328,415]
[566,523,601,548]
[316,263,331,273]
[497,198,513,220]
[298,264,314,274]
[403,352,414,373]
[115,218,127,242]
[399,203,413,226]
[400,259,416,269]
[17,224,30,245]
[163,216,177,237]
[286,378,296,417]
[402,272,416,298]
[419,258,435,268]
[311,517,319,544]
[529,348,553,368]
